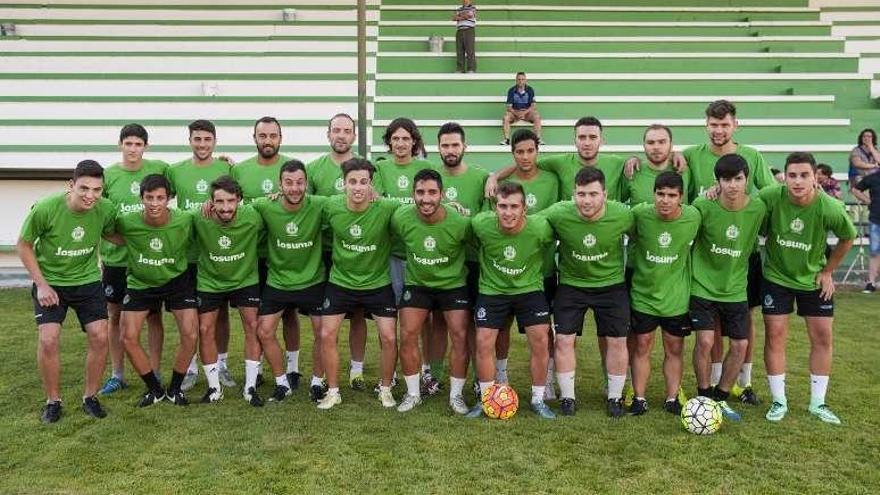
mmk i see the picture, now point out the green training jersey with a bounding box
[374,158,436,258]
[391,204,471,290]
[19,192,116,286]
[691,196,767,302]
[622,160,692,206]
[166,158,231,262]
[192,205,263,293]
[759,186,857,291]
[472,211,554,296]
[100,159,169,267]
[505,170,560,277]
[231,154,290,204]
[116,209,192,290]
[538,152,625,201]
[683,143,776,202]
[541,200,633,289]
[440,164,489,261]
[323,195,399,290]
[306,153,353,197]
[629,203,701,317]
[252,195,327,291]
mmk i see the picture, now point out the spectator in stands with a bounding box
[849,128,880,190]
[771,168,785,183]
[851,170,880,293]
[816,163,842,199]
[453,0,476,73]
[501,72,543,146]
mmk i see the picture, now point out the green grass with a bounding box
[0,288,878,494]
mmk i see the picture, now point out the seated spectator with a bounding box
[771,168,785,183]
[849,128,880,190]
[816,163,842,199]
[501,72,543,146]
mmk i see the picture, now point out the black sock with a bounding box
[140,371,163,395]
[168,370,185,395]
[714,387,730,401]
[697,387,714,398]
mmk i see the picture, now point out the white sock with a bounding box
[710,362,722,385]
[187,356,199,375]
[738,362,753,387]
[327,386,339,396]
[350,360,364,377]
[450,377,465,398]
[608,374,626,400]
[286,350,300,374]
[203,363,220,391]
[404,373,420,398]
[810,374,829,409]
[531,385,546,404]
[379,385,391,394]
[275,374,290,389]
[768,374,787,405]
[545,358,555,387]
[478,380,495,396]
[311,375,323,387]
[244,360,260,392]
[557,370,575,399]
[421,363,431,374]
[495,358,508,383]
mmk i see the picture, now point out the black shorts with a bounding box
[197,284,261,314]
[631,309,691,338]
[553,283,630,338]
[259,283,325,316]
[761,278,833,318]
[689,296,749,340]
[32,281,108,331]
[258,257,269,290]
[123,271,198,313]
[399,285,471,311]
[102,264,127,304]
[543,274,558,307]
[747,251,763,309]
[322,283,397,318]
[465,261,480,308]
[475,291,550,332]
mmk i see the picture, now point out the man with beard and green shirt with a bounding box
[622,124,691,206]
[252,160,328,403]
[629,172,700,417]
[165,119,234,392]
[317,158,400,410]
[192,176,264,406]
[305,113,370,398]
[760,152,855,425]
[99,123,168,396]
[117,174,198,408]
[541,167,634,417]
[689,154,766,422]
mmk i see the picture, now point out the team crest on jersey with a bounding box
[583,234,597,248]
[445,187,458,201]
[261,179,274,194]
[726,225,740,240]
[286,222,299,236]
[349,224,362,238]
[397,175,409,190]
[424,236,436,251]
[218,235,232,249]
[196,179,209,193]
[130,181,140,195]
[503,245,517,260]
[149,237,163,252]
[790,217,804,234]
[658,231,672,248]
[71,226,85,241]
[526,193,537,208]
[334,177,344,191]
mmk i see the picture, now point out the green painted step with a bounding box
[380,11,819,22]
[0,4,374,11]
[377,56,857,73]
[380,0,810,6]
[378,39,846,53]
[378,25,830,37]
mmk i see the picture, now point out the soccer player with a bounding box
[117,174,198,407]
[542,167,633,417]
[760,152,856,425]
[305,113,369,398]
[18,160,116,423]
[629,172,700,416]
[469,181,556,419]
[392,169,472,413]
[192,176,264,405]
[99,124,167,395]
[690,154,767,421]
[317,158,400,410]
[253,160,327,402]
[165,119,234,391]
[623,124,691,206]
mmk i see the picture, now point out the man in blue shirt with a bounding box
[502,72,543,146]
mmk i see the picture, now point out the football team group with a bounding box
[19,100,856,426]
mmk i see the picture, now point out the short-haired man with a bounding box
[623,124,691,206]
[99,123,168,395]
[689,154,767,421]
[469,181,556,419]
[117,174,198,407]
[317,158,400,410]
[392,168,472,413]
[541,167,634,417]
[761,152,856,425]
[453,0,476,73]
[193,176,264,405]
[851,163,880,293]
[501,72,542,146]
[629,172,701,416]
[253,160,328,402]
[18,160,116,423]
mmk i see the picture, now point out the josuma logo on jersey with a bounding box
[71,226,85,242]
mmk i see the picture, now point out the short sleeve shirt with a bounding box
[538,153,625,202]
[506,86,535,111]
[116,209,192,290]
[472,212,554,296]
[192,205,263,293]
[391,204,471,290]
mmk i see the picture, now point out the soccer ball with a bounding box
[680,396,723,435]
[481,383,519,420]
